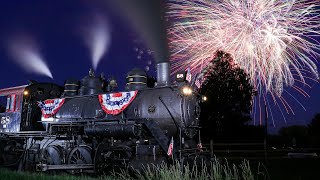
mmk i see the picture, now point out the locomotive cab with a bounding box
[0,85,27,133]
[0,83,63,133]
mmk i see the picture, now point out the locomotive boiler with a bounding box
[0,62,202,173]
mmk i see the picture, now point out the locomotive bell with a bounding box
[126,68,147,91]
[107,77,118,92]
[78,69,103,95]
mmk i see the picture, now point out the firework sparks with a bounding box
[167,0,320,96]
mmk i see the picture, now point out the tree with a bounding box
[199,51,254,142]
[308,113,320,147]
[309,113,320,136]
[278,125,308,148]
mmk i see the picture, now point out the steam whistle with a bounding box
[89,68,95,77]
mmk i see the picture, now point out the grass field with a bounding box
[0,158,259,180]
[0,168,103,180]
[1,157,319,180]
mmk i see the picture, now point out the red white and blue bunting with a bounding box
[37,98,65,118]
[98,91,138,115]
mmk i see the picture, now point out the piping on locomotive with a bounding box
[0,62,203,173]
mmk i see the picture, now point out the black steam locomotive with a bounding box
[0,62,202,173]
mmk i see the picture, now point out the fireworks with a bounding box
[167,0,320,96]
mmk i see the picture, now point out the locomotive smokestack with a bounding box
[156,62,170,86]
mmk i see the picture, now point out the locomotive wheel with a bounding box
[94,144,132,174]
[67,145,92,174]
[0,139,5,165]
[0,140,24,168]
[40,145,64,165]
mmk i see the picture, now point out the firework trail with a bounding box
[167,0,320,97]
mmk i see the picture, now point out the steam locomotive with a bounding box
[0,62,202,173]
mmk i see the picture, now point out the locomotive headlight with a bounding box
[23,90,29,96]
[181,86,193,96]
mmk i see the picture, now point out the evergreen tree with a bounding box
[200,51,254,142]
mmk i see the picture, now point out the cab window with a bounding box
[5,94,22,112]
[0,96,6,113]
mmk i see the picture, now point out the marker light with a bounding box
[202,95,208,102]
[23,91,29,96]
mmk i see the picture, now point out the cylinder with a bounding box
[156,62,170,86]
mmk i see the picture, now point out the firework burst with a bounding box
[167,0,320,96]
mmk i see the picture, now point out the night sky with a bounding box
[0,0,155,88]
[0,0,319,133]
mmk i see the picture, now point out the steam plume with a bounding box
[82,15,111,70]
[7,35,53,79]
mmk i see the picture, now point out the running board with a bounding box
[36,164,94,171]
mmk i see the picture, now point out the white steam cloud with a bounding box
[7,36,53,79]
[83,15,111,70]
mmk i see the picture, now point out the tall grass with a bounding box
[114,158,267,180]
[0,158,267,180]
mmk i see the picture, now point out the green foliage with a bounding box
[115,158,261,180]
[200,51,254,142]
[0,158,265,180]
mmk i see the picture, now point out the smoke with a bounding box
[6,35,53,79]
[82,15,111,70]
[109,0,169,64]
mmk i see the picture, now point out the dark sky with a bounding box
[0,0,155,89]
[0,0,319,133]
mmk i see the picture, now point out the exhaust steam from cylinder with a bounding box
[81,15,111,70]
[6,35,53,79]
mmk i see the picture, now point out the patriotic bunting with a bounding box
[98,91,138,115]
[37,98,65,118]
